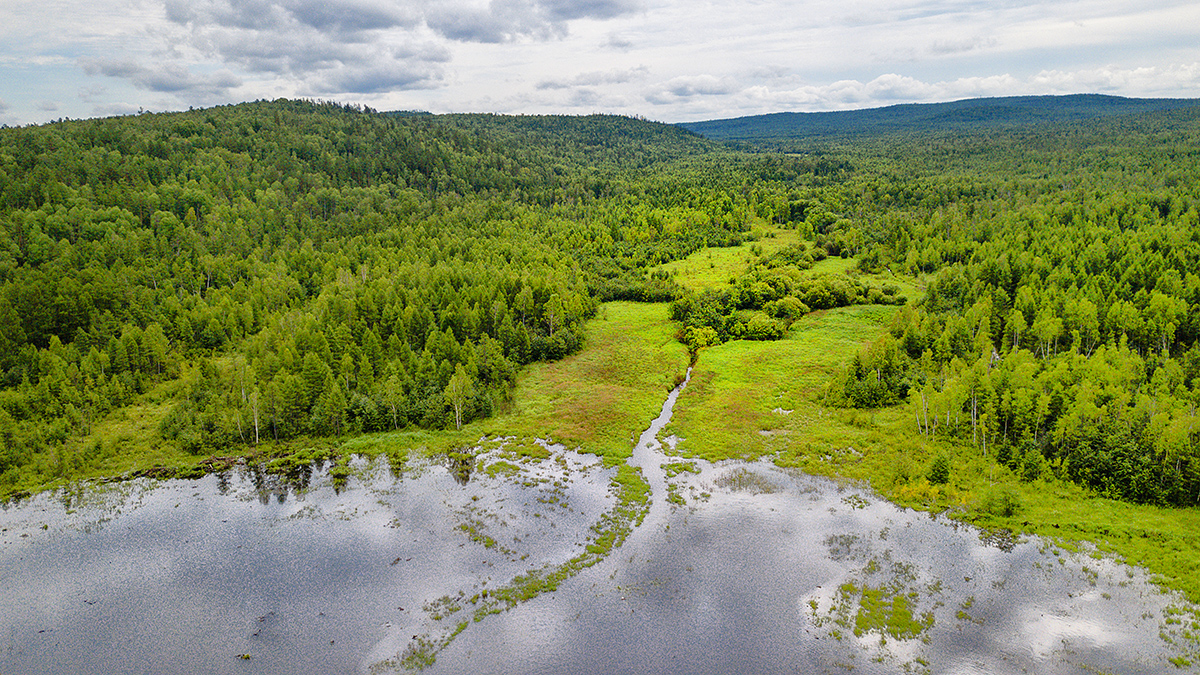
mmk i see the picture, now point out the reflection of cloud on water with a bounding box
[1017,610,1123,660]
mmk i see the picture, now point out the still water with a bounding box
[1,380,1194,674]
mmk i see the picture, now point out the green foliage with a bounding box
[979,486,1021,517]
[927,454,950,485]
[755,106,1200,508]
[668,252,903,351]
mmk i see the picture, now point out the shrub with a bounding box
[928,454,950,485]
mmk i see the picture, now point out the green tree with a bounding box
[444,364,474,431]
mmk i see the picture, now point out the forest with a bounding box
[0,100,825,494]
[1,97,1198,511]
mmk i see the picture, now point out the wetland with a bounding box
[2,371,1197,674]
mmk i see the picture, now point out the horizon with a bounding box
[8,91,1200,130]
[3,0,1199,128]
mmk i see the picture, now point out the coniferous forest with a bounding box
[1,97,1199,512]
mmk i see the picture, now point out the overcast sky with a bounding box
[2,0,1199,126]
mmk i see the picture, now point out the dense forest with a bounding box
[2,96,1199,510]
[0,99,830,492]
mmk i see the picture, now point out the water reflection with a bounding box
[0,419,1195,674]
[430,460,1194,674]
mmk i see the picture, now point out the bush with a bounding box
[980,487,1021,517]
[928,454,950,485]
[1021,450,1045,482]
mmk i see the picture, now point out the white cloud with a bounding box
[536,65,647,89]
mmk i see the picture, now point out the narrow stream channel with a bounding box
[625,366,693,543]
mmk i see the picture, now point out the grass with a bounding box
[665,305,897,462]
[853,585,934,640]
[476,301,689,459]
[657,225,801,292]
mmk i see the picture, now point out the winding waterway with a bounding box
[1,374,1195,674]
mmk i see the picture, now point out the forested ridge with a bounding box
[681,93,1200,142]
[0,99,828,494]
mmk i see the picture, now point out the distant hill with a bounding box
[679,94,1200,142]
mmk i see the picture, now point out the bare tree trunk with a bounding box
[251,394,260,446]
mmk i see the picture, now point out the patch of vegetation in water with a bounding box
[481,460,522,478]
[663,461,699,478]
[851,584,935,639]
[714,467,779,494]
[392,634,438,672]
[842,494,869,509]
[666,482,686,506]
[1160,604,1200,667]
[807,553,940,669]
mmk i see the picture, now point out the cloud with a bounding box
[0,99,8,113]
[539,0,640,22]
[82,59,243,99]
[119,0,644,104]
[929,35,994,55]
[425,0,642,43]
[77,86,108,104]
[604,33,633,50]
[536,65,647,89]
[37,101,59,112]
[163,0,419,36]
[645,75,740,104]
[1030,63,1200,95]
[319,60,445,94]
[425,4,540,43]
[90,102,143,118]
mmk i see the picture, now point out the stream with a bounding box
[1,373,1196,674]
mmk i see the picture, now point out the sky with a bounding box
[2,0,1199,126]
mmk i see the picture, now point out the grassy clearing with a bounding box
[657,225,801,292]
[665,305,896,462]
[476,301,689,459]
